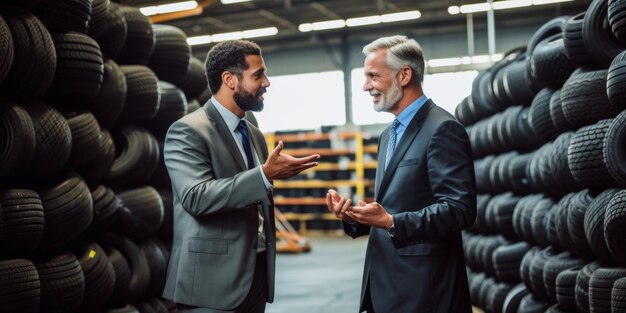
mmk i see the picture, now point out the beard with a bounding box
[234,84,266,112]
[372,75,403,112]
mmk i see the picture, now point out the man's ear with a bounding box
[398,66,413,87]
[222,71,237,90]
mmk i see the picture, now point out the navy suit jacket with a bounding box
[345,100,476,313]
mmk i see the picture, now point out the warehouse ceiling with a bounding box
[119,0,591,53]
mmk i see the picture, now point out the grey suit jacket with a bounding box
[162,101,276,311]
[345,100,476,313]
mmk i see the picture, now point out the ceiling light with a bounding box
[221,0,253,4]
[187,27,279,46]
[298,23,313,32]
[426,54,504,67]
[381,10,421,23]
[311,19,346,31]
[187,35,212,45]
[140,0,197,16]
[346,15,381,27]
[447,0,573,14]
[242,27,279,38]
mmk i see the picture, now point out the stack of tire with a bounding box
[0,0,210,312]
[458,0,626,312]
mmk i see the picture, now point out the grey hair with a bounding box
[362,35,425,85]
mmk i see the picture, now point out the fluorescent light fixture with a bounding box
[140,0,198,16]
[303,10,420,31]
[427,54,504,67]
[428,57,463,67]
[242,27,278,38]
[186,27,279,46]
[448,6,461,14]
[448,0,573,14]
[221,0,252,4]
[346,15,381,27]
[187,35,212,45]
[381,10,421,22]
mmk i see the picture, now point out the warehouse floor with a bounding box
[266,236,369,313]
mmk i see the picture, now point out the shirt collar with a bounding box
[396,95,428,128]
[211,97,244,132]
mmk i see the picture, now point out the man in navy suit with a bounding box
[327,35,476,313]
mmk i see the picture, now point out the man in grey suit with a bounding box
[327,35,476,312]
[162,40,320,313]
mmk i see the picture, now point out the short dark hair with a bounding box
[205,40,262,94]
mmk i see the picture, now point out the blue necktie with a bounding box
[385,119,400,170]
[236,120,255,170]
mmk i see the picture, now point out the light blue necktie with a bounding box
[385,119,400,170]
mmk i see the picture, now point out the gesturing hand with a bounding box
[262,141,320,180]
[346,200,393,230]
[325,189,354,223]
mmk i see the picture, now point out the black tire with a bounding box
[568,119,616,189]
[0,15,14,85]
[561,68,618,130]
[612,277,626,312]
[73,241,116,312]
[179,57,208,101]
[609,0,626,44]
[517,293,549,313]
[22,102,72,181]
[550,89,574,133]
[48,32,104,100]
[0,103,36,180]
[529,246,561,301]
[115,186,164,241]
[31,0,92,34]
[155,188,173,245]
[87,185,121,237]
[87,59,127,129]
[38,173,93,250]
[589,267,626,312]
[555,193,575,250]
[556,266,582,311]
[0,259,40,312]
[604,190,626,266]
[527,16,568,65]
[140,238,168,296]
[3,9,56,99]
[106,247,131,305]
[543,253,586,303]
[493,241,530,284]
[530,197,554,248]
[149,140,170,189]
[603,110,626,188]
[107,125,160,189]
[33,251,84,313]
[547,132,580,197]
[564,12,593,66]
[576,261,601,313]
[528,87,558,142]
[149,81,188,137]
[64,111,102,168]
[502,283,529,313]
[116,6,155,65]
[75,129,116,188]
[486,281,513,313]
[100,234,151,303]
[567,189,595,259]
[529,33,576,87]
[94,2,127,59]
[582,0,624,68]
[585,188,620,265]
[521,247,539,293]
[119,65,160,122]
[607,51,626,111]
[88,0,110,39]
[0,189,44,258]
[147,24,191,86]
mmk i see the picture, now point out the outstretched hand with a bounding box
[262,141,320,180]
[347,200,393,230]
[325,189,354,223]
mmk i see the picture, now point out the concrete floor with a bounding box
[266,236,369,313]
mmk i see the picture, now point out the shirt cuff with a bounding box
[259,166,273,190]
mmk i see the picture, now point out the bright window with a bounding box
[351,68,478,125]
[254,71,346,132]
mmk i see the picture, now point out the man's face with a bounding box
[233,54,270,112]
[363,49,402,113]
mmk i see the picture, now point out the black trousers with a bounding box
[177,252,268,313]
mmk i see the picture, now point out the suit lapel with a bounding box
[376,100,435,201]
[204,102,247,171]
[248,122,267,162]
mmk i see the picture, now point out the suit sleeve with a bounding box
[391,120,476,248]
[164,121,271,217]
